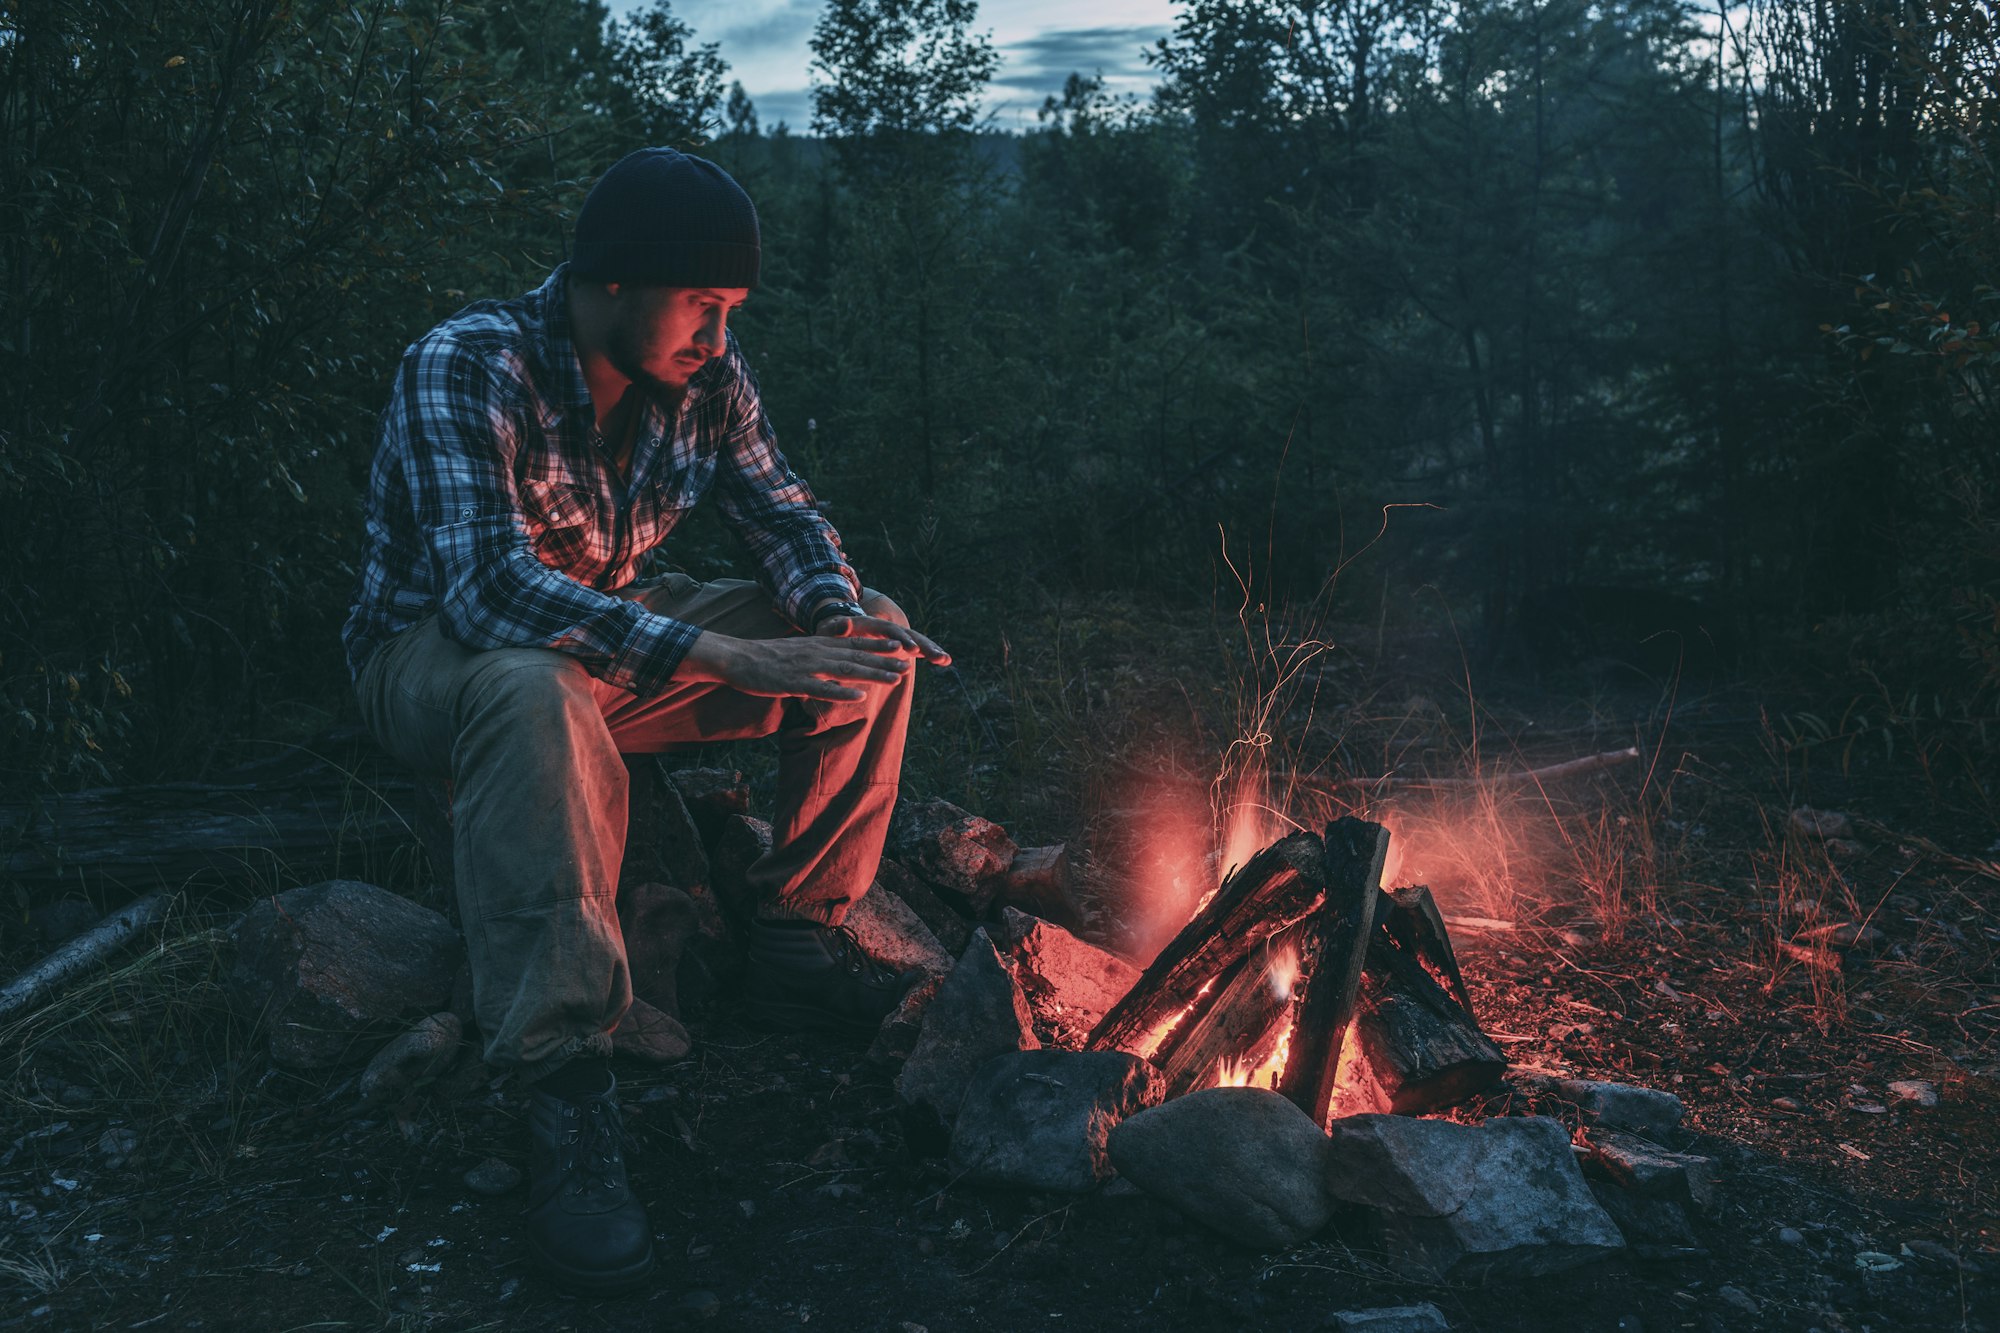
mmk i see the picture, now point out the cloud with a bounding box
[991,23,1166,91]
[708,0,821,56]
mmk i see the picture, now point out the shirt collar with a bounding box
[536,263,596,421]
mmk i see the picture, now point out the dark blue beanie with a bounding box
[571,147,760,288]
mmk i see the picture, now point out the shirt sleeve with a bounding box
[711,344,862,627]
[392,336,699,695]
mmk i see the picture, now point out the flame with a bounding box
[1266,942,1300,1002]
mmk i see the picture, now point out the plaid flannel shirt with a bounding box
[341,264,860,695]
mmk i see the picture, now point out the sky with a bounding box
[657,0,1180,132]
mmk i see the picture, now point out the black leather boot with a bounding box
[524,1069,654,1294]
[742,919,921,1036]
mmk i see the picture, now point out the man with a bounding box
[342,147,948,1293]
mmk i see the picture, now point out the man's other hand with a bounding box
[680,631,912,702]
[813,611,952,668]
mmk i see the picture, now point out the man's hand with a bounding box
[678,630,911,702]
[813,610,952,667]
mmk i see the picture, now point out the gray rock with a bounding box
[358,1012,463,1104]
[612,997,691,1063]
[666,766,751,844]
[948,1050,1162,1193]
[877,857,971,955]
[1109,1086,1335,1250]
[95,1127,139,1162]
[898,930,1038,1119]
[1789,806,1854,840]
[620,756,710,895]
[1717,1285,1758,1315]
[868,973,945,1067]
[1511,1070,1684,1137]
[1324,1114,1625,1280]
[998,907,1141,1049]
[890,798,1017,913]
[1325,1304,1451,1332]
[998,845,1083,929]
[708,814,774,928]
[846,881,953,977]
[463,1157,521,1196]
[228,880,461,1068]
[618,881,697,1019]
[1589,1180,1700,1247]
[1583,1128,1719,1212]
[1887,1079,1938,1108]
[1777,1226,1804,1246]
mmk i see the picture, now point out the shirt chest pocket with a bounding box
[520,479,596,533]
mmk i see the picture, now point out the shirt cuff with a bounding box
[786,571,864,631]
[604,606,705,697]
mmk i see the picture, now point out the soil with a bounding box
[2,620,1995,1332]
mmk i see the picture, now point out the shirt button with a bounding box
[459,505,474,519]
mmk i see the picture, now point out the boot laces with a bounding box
[825,922,900,985]
[560,1097,632,1200]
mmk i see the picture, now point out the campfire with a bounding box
[1093,816,1504,1124]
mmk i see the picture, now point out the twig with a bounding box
[1385,746,1643,790]
[1854,817,2000,885]
[0,893,171,1023]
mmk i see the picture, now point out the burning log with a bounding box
[1276,818,1389,1127]
[1086,831,1327,1055]
[1090,816,1504,1126]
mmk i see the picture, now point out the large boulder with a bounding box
[1109,1087,1335,1250]
[1582,1128,1719,1212]
[997,844,1084,930]
[618,881,697,1019]
[949,1050,1162,1193]
[228,880,461,1067]
[876,857,971,956]
[889,798,1018,914]
[1509,1068,1685,1138]
[897,930,1038,1121]
[998,907,1140,1049]
[1324,1114,1625,1280]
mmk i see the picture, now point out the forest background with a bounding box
[2,0,1995,806]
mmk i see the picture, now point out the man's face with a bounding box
[602,285,749,389]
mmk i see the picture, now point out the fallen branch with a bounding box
[0,893,171,1023]
[1854,817,2000,885]
[1113,747,1643,800]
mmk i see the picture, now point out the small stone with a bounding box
[96,1127,139,1160]
[737,1200,756,1219]
[618,881,699,1019]
[998,907,1140,1049]
[358,1012,464,1105]
[1110,1087,1335,1250]
[1789,806,1854,840]
[463,1157,521,1196]
[1325,1304,1451,1332]
[1777,1226,1805,1246]
[1796,921,1884,950]
[1824,837,1865,860]
[867,974,945,1067]
[675,1289,723,1319]
[844,881,953,977]
[1772,1095,1804,1112]
[890,798,1018,913]
[612,997,692,1063]
[1542,1076,1685,1137]
[1583,1129,1719,1212]
[1902,1238,1977,1272]
[1718,1285,1758,1315]
[497,1277,521,1301]
[1887,1079,1938,1108]
[897,931,1039,1122]
[1589,1182,1699,1248]
[997,844,1083,929]
[949,1050,1162,1193]
[1325,1114,1624,1280]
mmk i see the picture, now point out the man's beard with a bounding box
[604,320,684,391]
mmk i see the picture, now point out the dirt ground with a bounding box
[2,609,1995,1331]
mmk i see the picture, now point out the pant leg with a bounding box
[600,577,915,927]
[355,618,628,1080]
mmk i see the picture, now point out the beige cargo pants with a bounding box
[354,575,914,1080]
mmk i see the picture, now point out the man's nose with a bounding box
[694,308,726,356]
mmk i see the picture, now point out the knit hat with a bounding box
[570,147,760,289]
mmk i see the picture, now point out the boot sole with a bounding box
[527,1234,656,1297]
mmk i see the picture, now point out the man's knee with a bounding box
[860,589,908,629]
[463,647,596,719]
